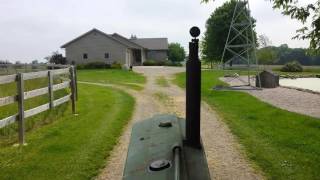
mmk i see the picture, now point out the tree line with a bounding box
[257,44,320,65]
[201,0,320,67]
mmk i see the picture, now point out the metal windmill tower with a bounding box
[220,0,260,87]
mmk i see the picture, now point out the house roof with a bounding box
[131,38,168,50]
[61,28,131,48]
[61,28,168,50]
[111,33,145,49]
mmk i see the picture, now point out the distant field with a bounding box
[174,70,320,179]
[0,65,51,75]
[77,69,146,90]
[0,83,134,179]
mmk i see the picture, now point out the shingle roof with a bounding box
[111,33,145,49]
[131,38,168,50]
[61,28,168,50]
[61,28,130,48]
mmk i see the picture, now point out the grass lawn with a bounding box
[156,76,170,87]
[0,83,134,179]
[0,77,69,145]
[173,70,320,180]
[77,69,146,90]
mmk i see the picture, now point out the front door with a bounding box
[132,49,142,66]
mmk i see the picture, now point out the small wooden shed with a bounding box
[256,70,279,88]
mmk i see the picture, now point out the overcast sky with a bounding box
[0,0,313,63]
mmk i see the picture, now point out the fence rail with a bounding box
[0,66,77,145]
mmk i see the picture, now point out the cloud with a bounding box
[0,0,310,62]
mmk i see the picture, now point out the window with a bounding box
[83,53,88,59]
[104,53,109,59]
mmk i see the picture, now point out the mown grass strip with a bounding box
[173,70,320,180]
[156,76,170,87]
[0,77,69,144]
[77,69,146,90]
[0,83,134,180]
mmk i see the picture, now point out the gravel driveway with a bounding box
[95,66,263,180]
[221,76,320,118]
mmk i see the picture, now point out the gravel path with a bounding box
[95,66,264,180]
[221,77,320,118]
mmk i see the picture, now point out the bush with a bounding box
[280,61,303,72]
[143,60,165,66]
[111,62,122,69]
[143,60,182,66]
[164,61,183,67]
[142,60,155,66]
[76,64,85,70]
[76,61,125,69]
[77,62,111,69]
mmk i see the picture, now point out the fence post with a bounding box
[73,66,78,101]
[17,73,25,145]
[69,67,76,114]
[48,71,54,109]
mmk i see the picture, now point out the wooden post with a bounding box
[17,73,25,145]
[73,66,78,101]
[48,71,54,108]
[69,67,76,114]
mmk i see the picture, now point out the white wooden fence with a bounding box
[0,66,77,145]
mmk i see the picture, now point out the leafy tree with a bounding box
[258,34,272,48]
[271,0,320,54]
[46,51,67,64]
[256,44,320,65]
[201,0,257,68]
[257,47,278,64]
[202,0,320,54]
[0,60,11,64]
[168,43,186,62]
[31,60,39,64]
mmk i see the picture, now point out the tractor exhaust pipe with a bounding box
[185,26,201,149]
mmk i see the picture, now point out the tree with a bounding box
[201,0,257,68]
[0,60,11,64]
[168,43,186,62]
[258,34,272,48]
[31,60,39,64]
[46,51,67,64]
[202,0,320,54]
[255,44,320,65]
[257,47,278,64]
[271,0,320,54]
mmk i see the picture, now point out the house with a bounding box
[61,28,168,66]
